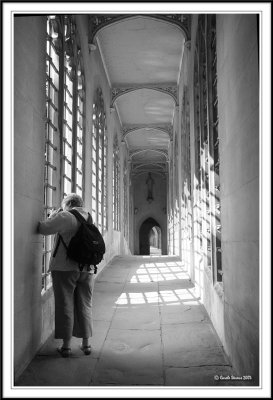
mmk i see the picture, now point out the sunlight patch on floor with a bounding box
[129,260,189,283]
[115,287,199,306]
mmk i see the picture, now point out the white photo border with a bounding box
[2,1,271,398]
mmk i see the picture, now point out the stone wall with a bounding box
[217,14,259,381]
[14,16,48,380]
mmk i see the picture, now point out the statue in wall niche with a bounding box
[146,172,154,203]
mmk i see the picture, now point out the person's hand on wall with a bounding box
[37,208,63,233]
[48,208,62,219]
[37,221,41,233]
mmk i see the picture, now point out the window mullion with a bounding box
[207,15,222,283]
[42,15,62,293]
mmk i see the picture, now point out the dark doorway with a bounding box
[139,217,162,255]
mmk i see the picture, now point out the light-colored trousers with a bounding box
[51,271,94,339]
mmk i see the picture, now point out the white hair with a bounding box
[62,193,83,209]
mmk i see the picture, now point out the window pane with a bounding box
[43,15,61,292]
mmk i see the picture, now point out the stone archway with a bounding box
[139,217,161,255]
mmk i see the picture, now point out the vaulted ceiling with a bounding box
[88,14,191,177]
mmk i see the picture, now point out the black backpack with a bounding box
[54,209,105,273]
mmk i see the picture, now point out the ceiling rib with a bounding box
[96,36,112,87]
[122,124,173,140]
[130,148,168,160]
[88,14,191,47]
[111,85,178,108]
[132,170,167,178]
[133,162,166,170]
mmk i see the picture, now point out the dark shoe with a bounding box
[80,345,91,355]
[57,347,71,358]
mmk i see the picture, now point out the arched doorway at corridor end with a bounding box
[139,217,162,255]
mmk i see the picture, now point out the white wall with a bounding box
[217,14,259,381]
[14,16,49,380]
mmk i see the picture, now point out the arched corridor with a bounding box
[149,226,162,255]
[139,218,162,255]
[3,2,271,397]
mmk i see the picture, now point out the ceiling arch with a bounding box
[131,160,167,178]
[115,88,175,126]
[88,14,191,48]
[134,162,166,170]
[133,163,166,173]
[96,17,185,86]
[111,85,178,107]
[123,124,172,139]
[130,148,168,160]
[125,128,170,152]
[132,170,166,178]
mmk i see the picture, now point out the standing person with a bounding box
[38,193,95,358]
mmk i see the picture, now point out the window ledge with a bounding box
[41,285,53,302]
[204,264,213,280]
[205,266,224,300]
[214,281,224,299]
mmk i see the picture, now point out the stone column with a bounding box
[175,104,183,259]
[127,159,134,253]
[166,159,171,254]
[120,140,127,253]
[179,41,191,263]
[168,140,174,255]
[107,106,116,239]
[185,38,197,283]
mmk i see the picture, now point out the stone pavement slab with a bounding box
[111,305,160,330]
[164,346,230,368]
[15,348,98,386]
[91,328,163,386]
[160,304,209,324]
[165,365,238,386]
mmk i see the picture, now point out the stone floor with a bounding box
[15,255,254,388]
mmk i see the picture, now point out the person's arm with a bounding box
[38,211,71,236]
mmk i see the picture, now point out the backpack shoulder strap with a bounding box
[87,213,93,224]
[52,234,68,257]
[69,209,87,224]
